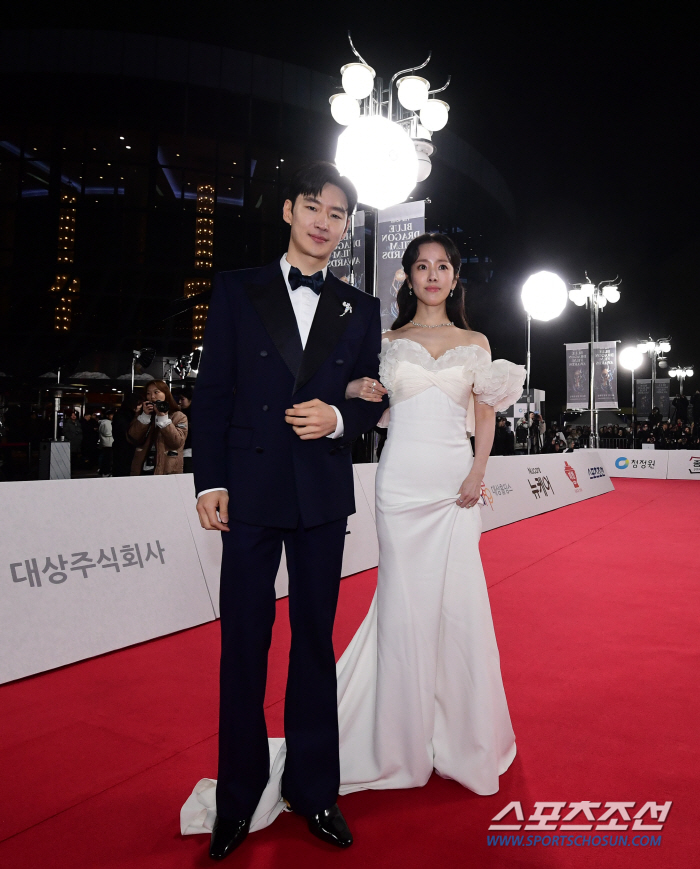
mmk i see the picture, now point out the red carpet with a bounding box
[1,478,697,868]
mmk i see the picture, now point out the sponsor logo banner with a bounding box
[600,449,669,479]
[666,452,700,480]
[481,451,614,532]
[329,210,365,291]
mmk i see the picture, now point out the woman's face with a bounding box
[146,385,166,403]
[409,242,457,307]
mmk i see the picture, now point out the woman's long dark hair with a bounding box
[391,233,469,331]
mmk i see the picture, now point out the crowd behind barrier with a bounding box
[1,384,700,483]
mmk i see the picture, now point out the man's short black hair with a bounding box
[285,161,358,216]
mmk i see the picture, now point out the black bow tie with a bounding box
[288,266,324,295]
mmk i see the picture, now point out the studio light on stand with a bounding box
[521,271,568,454]
[131,347,156,392]
[619,346,644,448]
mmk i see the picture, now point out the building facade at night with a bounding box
[0,28,515,379]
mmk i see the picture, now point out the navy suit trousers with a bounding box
[216,515,347,820]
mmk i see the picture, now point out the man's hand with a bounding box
[285,399,337,439]
[197,491,230,531]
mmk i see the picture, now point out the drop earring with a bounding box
[408,286,413,296]
[450,289,454,297]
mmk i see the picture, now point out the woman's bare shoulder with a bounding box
[382,327,409,343]
[463,330,491,353]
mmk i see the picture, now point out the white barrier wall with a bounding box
[480,450,614,530]
[0,475,216,684]
[666,451,700,480]
[599,449,669,479]
[1,454,614,684]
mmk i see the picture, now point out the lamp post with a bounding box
[636,338,671,418]
[521,271,568,455]
[568,275,622,446]
[329,32,452,210]
[619,346,644,448]
[669,365,693,396]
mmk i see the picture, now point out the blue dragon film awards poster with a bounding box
[376,201,425,332]
[328,211,365,290]
[592,341,619,408]
[653,378,670,418]
[565,343,590,408]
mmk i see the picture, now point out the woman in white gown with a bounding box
[182,233,525,836]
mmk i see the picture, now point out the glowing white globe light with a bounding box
[603,285,620,303]
[335,115,419,210]
[687,369,694,377]
[619,346,644,371]
[597,294,608,308]
[658,340,671,353]
[521,271,568,321]
[415,124,432,141]
[637,342,648,352]
[329,93,360,126]
[669,368,679,377]
[397,76,430,111]
[341,63,375,100]
[581,283,595,297]
[569,288,586,306]
[419,99,449,132]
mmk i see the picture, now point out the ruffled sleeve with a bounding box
[471,358,526,412]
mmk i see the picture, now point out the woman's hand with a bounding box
[345,377,388,402]
[456,471,483,509]
[142,401,154,415]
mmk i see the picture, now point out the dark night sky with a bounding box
[7,2,699,408]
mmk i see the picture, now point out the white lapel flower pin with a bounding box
[340,301,352,317]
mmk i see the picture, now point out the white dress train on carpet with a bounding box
[182,338,526,836]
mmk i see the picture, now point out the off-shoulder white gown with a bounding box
[182,338,526,835]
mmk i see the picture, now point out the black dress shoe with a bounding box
[209,816,250,861]
[307,804,353,848]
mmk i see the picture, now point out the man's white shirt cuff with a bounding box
[198,487,228,499]
[327,405,344,439]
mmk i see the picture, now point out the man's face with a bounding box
[283,184,349,265]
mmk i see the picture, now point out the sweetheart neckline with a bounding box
[381,336,489,364]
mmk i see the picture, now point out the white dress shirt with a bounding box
[197,255,344,500]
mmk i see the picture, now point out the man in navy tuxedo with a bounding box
[193,162,386,860]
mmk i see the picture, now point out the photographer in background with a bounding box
[127,380,188,475]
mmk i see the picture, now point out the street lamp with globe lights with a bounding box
[521,271,568,454]
[636,338,671,416]
[619,346,644,447]
[669,365,694,396]
[568,274,622,445]
[330,32,452,208]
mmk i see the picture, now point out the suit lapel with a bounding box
[244,268,303,380]
[294,274,353,393]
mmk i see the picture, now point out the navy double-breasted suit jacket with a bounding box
[192,260,387,529]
